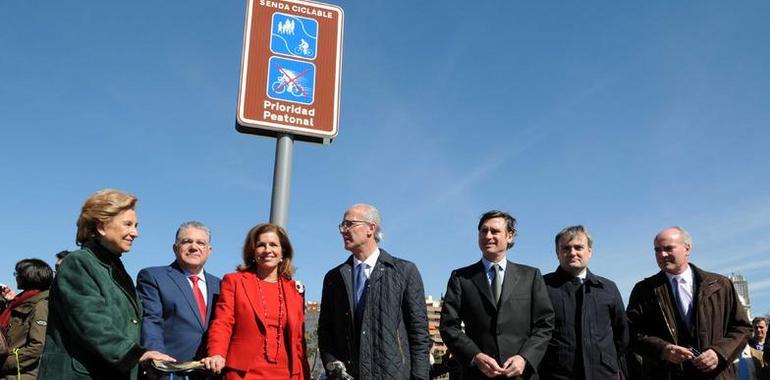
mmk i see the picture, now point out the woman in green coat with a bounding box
[0,259,52,379]
[38,189,174,379]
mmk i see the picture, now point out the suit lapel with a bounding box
[204,271,218,324]
[693,266,717,331]
[87,245,143,318]
[281,279,301,364]
[369,251,390,285]
[500,261,521,306]
[242,273,267,329]
[167,264,205,329]
[338,258,356,317]
[282,279,299,333]
[98,260,143,317]
[653,272,679,341]
[470,261,497,309]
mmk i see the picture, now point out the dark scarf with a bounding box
[83,240,138,304]
[0,289,41,329]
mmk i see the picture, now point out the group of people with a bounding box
[0,188,760,380]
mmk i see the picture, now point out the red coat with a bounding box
[207,271,309,379]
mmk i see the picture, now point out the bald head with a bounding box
[654,227,692,275]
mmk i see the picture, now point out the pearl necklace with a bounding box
[256,276,285,363]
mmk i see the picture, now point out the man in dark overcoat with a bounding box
[626,226,751,380]
[541,225,628,380]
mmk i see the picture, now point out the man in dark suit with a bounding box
[626,226,751,380]
[136,221,222,366]
[318,204,430,380]
[541,225,628,380]
[440,210,554,379]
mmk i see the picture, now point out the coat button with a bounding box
[131,319,139,324]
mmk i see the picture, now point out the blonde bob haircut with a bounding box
[238,223,295,278]
[76,189,138,246]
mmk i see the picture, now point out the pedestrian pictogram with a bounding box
[271,12,318,60]
[267,57,316,105]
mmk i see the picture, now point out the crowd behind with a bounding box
[0,188,765,380]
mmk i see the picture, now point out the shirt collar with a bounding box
[182,267,206,282]
[664,264,693,284]
[353,248,380,268]
[481,256,507,273]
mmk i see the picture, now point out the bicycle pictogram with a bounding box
[294,39,312,57]
[270,12,318,60]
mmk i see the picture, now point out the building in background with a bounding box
[305,301,322,379]
[426,295,447,359]
[730,273,751,318]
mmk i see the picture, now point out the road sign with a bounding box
[236,0,344,143]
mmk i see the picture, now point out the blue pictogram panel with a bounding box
[266,56,316,105]
[270,12,318,60]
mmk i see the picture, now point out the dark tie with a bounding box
[672,277,692,330]
[491,264,502,304]
[355,263,368,306]
[189,275,207,324]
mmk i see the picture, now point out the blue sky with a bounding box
[2,1,769,315]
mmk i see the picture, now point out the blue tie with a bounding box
[355,263,367,306]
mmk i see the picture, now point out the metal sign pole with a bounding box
[269,133,294,228]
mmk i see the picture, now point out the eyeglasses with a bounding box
[337,220,371,232]
[177,238,210,247]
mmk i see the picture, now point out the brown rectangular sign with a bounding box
[236,0,344,143]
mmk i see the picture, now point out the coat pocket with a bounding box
[600,351,618,373]
[71,357,91,375]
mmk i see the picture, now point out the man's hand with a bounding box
[201,355,226,374]
[662,344,694,364]
[501,355,527,377]
[474,352,503,378]
[692,349,719,373]
[139,350,176,363]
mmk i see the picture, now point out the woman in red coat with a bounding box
[202,223,310,379]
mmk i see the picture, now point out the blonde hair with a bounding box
[76,189,137,246]
[238,223,295,278]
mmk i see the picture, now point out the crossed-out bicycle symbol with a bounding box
[271,63,310,95]
[266,57,315,104]
[271,71,308,97]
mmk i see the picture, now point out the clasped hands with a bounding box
[474,352,526,378]
[662,344,719,373]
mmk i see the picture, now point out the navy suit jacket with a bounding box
[136,261,221,361]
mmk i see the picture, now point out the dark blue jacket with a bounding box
[318,249,430,380]
[542,267,628,380]
[136,262,221,362]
